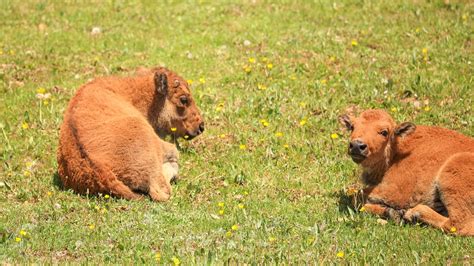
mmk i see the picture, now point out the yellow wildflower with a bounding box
[391,107,397,112]
[19,230,27,236]
[268,236,276,243]
[184,135,189,139]
[15,237,21,242]
[337,251,344,258]
[10,50,15,55]
[248,57,256,63]
[36,87,46,94]
[225,231,232,238]
[171,127,177,132]
[89,224,95,230]
[219,134,226,139]
[275,132,283,137]
[239,144,247,150]
[43,100,49,105]
[424,106,431,111]
[47,191,52,197]
[155,252,161,262]
[104,194,110,199]
[261,57,268,62]
[330,133,339,139]
[320,79,327,85]
[199,77,206,84]
[299,119,307,126]
[266,63,273,69]
[22,122,29,129]
[171,256,180,266]
[351,40,358,46]
[243,66,252,73]
[450,227,457,233]
[243,191,249,195]
[299,102,306,108]
[329,56,336,62]
[289,75,296,80]
[359,206,366,212]
[187,79,193,85]
[24,170,31,177]
[283,144,289,149]
[462,14,467,21]
[231,224,239,231]
[422,48,428,55]
[307,237,315,245]
[260,119,269,127]
[238,203,245,209]
[218,209,224,215]
[257,84,267,90]
[218,202,225,207]
[415,28,421,33]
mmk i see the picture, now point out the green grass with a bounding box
[1,0,473,264]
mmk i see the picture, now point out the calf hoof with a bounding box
[403,208,420,224]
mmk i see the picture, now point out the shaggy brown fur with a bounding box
[57,67,203,201]
[340,109,474,236]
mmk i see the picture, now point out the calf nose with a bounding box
[349,139,368,155]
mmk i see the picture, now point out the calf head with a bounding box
[153,68,204,140]
[339,109,416,168]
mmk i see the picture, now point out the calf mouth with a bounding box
[350,153,366,164]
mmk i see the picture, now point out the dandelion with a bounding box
[329,56,336,62]
[351,40,358,46]
[36,87,46,94]
[268,236,276,243]
[424,106,431,111]
[359,206,366,212]
[94,206,100,211]
[391,107,398,112]
[243,66,252,73]
[24,170,31,177]
[15,237,21,242]
[171,127,177,132]
[218,209,224,215]
[19,230,27,236]
[337,251,344,258]
[218,202,225,208]
[299,102,306,108]
[257,84,267,90]
[450,227,457,233]
[199,77,206,84]
[238,203,245,209]
[219,134,226,139]
[22,122,29,129]
[462,14,468,22]
[187,79,194,85]
[231,224,239,231]
[89,224,95,230]
[299,119,307,126]
[289,75,297,80]
[155,252,161,262]
[266,63,273,69]
[248,57,256,63]
[239,144,247,150]
[415,28,421,33]
[225,231,232,238]
[43,100,49,105]
[260,119,269,127]
[320,79,327,85]
[47,191,52,197]
[330,133,339,139]
[104,194,110,199]
[422,48,428,55]
[171,256,181,266]
[283,144,289,149]
[275,132,283,137]
[215,102,224,112]
[243,191,249,195]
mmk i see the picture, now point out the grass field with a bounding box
[1,0,473,264]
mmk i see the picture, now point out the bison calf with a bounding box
[57,67,204,201]
[340,109,474,236]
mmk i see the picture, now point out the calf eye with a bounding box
[179,96,188,105]
[379,130,389,137]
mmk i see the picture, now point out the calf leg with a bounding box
[405,152,474,236]
[363,203,404,223]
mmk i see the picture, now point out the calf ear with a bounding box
[395,122,416,137]
[154,72,168,95]
[338,114,353,131]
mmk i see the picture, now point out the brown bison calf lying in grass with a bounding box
[57,67,204,201]
[340,109,474,236]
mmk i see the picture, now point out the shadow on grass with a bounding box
[52,171,64,190]
[333,188,365,215]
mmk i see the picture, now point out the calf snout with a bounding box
[349,139,368,163]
